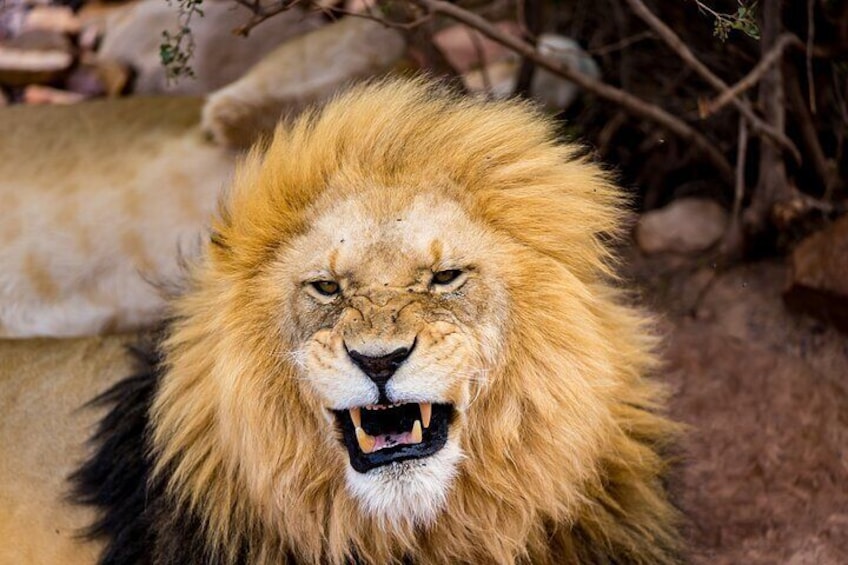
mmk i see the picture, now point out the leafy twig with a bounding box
[625,0,800,163]
[691,0,759,41]
[160,0,205,81]
[702,33,802,116]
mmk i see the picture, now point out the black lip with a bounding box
[333,404,454,473]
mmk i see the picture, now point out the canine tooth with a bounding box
[349,408,361,428]
[411,420,423,444]
[355,427,376,454]
[420,403,432,428]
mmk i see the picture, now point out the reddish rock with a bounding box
[432,21,521,73]
[784,215,848,333]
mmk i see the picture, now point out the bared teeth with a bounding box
[355,426,376,454]
[419,403,432,428]
[349,407,361,428]
[411,420,423,444]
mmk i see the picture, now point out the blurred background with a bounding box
[1,0,847,561]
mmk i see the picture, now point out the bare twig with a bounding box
[704,33,802,115]
[589,30,654,56]
[624,0,801,163]
[745,0,792,235]
[806,0,816,114]
[512,0,541,97]
[786,63,842,200]
[232,0,303,36]
[410,0,735,183]
[721,113,747,255]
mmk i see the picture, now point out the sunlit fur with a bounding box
[151,78,681,564]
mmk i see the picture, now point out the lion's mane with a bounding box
[76,79,680,564]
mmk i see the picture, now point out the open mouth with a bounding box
[333,402,454,473]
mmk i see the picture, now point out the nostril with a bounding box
[346,343,414,384]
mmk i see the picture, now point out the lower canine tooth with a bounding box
[420,403,432,429]
[349,407,361,428]
[411,420,423,444]
[355,427,376,454]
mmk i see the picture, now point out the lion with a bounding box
[0,78,680,563]
[0,96,233,338]
[0,16,405,339]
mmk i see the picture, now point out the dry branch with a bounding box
[624,0,801,163]
[704,33,802,116]
[410,0,735,182]
[745,0,791,235]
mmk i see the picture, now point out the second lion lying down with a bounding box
[45,79,679,563]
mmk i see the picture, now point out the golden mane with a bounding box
[151,78,680,563]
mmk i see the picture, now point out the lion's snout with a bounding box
[346,340,415,402]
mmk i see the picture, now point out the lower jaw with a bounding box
[333,404,454,473]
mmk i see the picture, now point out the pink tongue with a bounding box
[372,431,415,452]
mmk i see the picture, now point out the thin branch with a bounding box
[704,33,802,115]
[721,113,747,255]
[624,0,801,163]
[512,0,541,97]
[806,0,816,114]
[786,63,842,200]
[589,30,654,56]
[410,0,735,183]
[232,0,303,36]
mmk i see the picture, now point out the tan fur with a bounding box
[0,335,134,564]
[151,79,681,563]
[0,97,235,337]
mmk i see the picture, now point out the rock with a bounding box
[461,33,599,113]
[531,34,600,112]
[784,215,848,333]
[0,30,73,86]
[635,197,728,254]
[202,17,406,149]
[22,85,86,105]
[463,60,521,98]
[97,0,324,95]
[432,22,520,74]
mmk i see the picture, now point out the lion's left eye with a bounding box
[311,280,340,296]
[431,269,463,286]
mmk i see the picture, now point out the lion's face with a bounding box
[271,186,509,524]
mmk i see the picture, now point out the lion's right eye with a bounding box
[311,280,340,296]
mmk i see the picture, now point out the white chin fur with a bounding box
[345,440,463,527]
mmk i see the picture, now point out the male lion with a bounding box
[3,79,680,563]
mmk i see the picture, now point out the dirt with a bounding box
[628,251,848,563]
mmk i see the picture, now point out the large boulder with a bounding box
[97,0,324,95]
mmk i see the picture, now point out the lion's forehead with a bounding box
[295,191,491,280]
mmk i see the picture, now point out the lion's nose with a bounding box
[347,344,413,399]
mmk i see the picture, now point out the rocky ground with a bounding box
[627,247,848,564]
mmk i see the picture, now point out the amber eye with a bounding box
[311,280,340,296]
[431,269,463,286]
